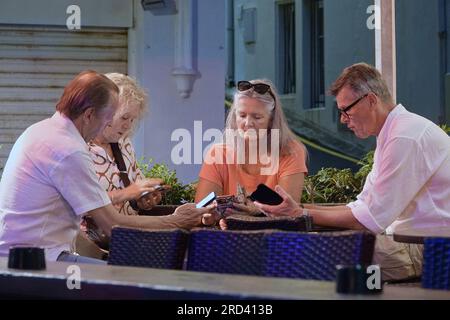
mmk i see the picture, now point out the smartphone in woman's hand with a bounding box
[249,184,283,205]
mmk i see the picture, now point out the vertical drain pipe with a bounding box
[226,0,235,88]
[438,0,448,124]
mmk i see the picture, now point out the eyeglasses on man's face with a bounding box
[338,93,369,119]
[237,80,276,102]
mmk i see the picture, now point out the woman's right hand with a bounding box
[125,178,164,201]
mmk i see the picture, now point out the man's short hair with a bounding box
[56,70,119,120]
[329,62,394,105]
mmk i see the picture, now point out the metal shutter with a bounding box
[0,25,128,173]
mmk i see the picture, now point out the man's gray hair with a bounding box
[329,62,394,105]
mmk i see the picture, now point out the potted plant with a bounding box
[138,158,196,216]
[301,150,374,204]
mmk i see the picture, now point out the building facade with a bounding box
[0,0,226,183]
[228,0,450,171]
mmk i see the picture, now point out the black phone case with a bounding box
[249,184,283,205]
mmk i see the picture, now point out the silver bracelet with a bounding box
[303,208,310,217]
[299,204,309,217]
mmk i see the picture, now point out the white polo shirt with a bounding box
[348,105,450,234]
[0,112,111,261]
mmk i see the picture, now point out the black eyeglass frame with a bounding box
[237,80,276,102]
[338,93,369,119]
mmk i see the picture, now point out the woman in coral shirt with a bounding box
[195,79,308,215]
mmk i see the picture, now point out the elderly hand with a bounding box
[137,191,162,210]
[126,178,164,201]
[218,219,228,230]
[215,201,260,231]
[253,185,301,217]
[200,202,221,227]
[223,201,262,217]
[171,203,217,229]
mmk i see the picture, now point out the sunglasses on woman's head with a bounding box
[237,81,276,101]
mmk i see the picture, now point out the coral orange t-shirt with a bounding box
[199,141,308,195]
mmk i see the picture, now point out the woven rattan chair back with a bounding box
[186,228,266,276]
[263,230,375,280]
[225,214,313,232]
[186,229,375,280]
[422,237,450,290]
[108,227,189,270]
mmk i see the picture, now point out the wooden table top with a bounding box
[393,227,450,244]
[1,257,450,299]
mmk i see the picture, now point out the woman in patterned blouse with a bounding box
[82,73,162,248]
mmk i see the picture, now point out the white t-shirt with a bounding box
[0,112,111,261]
[348,104,450,234]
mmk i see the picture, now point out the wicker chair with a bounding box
[186,228,266,276]
[422,237,450,290]
[186,229,375,280]
[225,214,313,232]
[262,230,375,280]
[107,227,189,270]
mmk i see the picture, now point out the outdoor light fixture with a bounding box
[141,0,176,11]
[172,0,198,98]
[141,0,164,10]
[140,0,198,98]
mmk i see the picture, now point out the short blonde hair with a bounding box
[329,62,394,104]
[104,73,148,135]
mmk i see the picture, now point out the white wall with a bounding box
[0,0,226,184]
[131,0,226,184]
[233,0,276,83]
[0,0,132,27]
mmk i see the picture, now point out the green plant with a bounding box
[225,98,232,110]
[138,157,196,205]
[301,150,374,204]
[354,150,374,188]
[440,124,450,135]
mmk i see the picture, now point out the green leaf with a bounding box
[301,150,374,204]
[440,124,450,134]
[137,157,196,205]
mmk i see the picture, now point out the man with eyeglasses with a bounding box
[254,63,450,282]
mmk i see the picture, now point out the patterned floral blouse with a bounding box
[88,137,143,216]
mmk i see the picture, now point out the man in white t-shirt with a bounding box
[254,63,450,281]
[0,70,213,263]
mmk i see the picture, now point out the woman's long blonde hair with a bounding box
[225,78,302,157]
